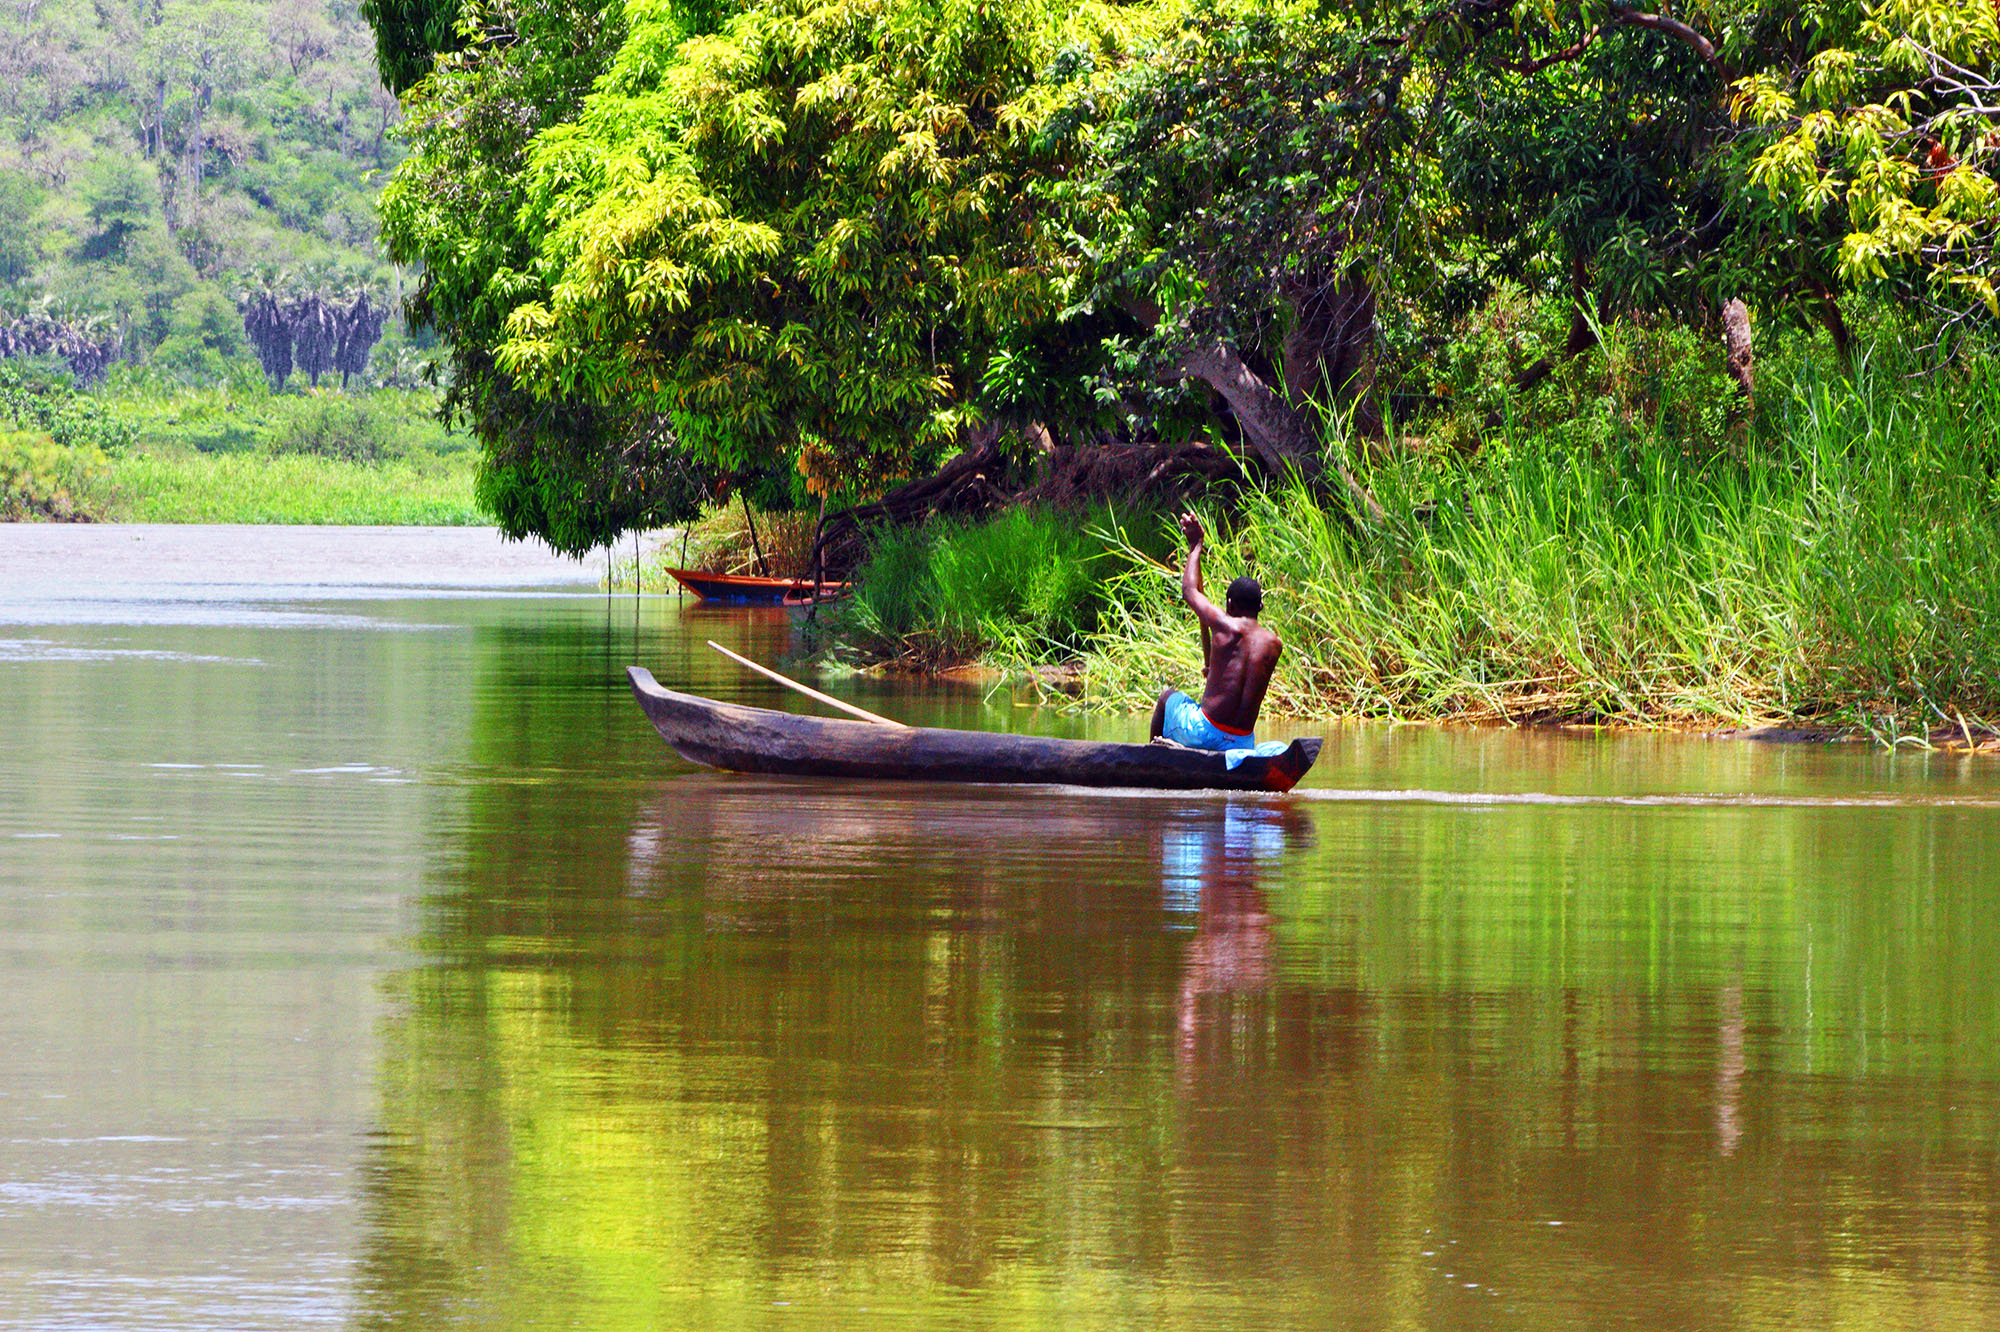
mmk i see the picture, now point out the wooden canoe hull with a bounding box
[628,667,1321,792]
[666,568,849,604]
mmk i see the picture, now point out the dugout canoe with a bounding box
[627,667,1322,792]
[666,568,849,604]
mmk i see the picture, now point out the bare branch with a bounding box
[1917,46,2000,117]
[1499,26,1602,75]
[1605,2,1721,70]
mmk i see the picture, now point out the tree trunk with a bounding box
[189,85,207,197]
[1174,342,1319,474]
[1279,268,1382,438]
[1173,342,1384,524]
[1803,278,1851,367]
[1721,298,1754,411]
[739,489,766,577]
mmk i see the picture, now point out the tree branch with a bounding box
[1605,2,1721,69]
[1499,26,1601,75]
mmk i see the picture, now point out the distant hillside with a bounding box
[0,0,417,388]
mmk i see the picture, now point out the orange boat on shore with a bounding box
[665,568,851,605]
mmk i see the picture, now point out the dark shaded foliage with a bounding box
[239,289,390,388]
[0,313,123,387]
[361,0,468,93]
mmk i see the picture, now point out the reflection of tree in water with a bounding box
[353,725,2000,1330]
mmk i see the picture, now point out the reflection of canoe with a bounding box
[666,568,850,604]
[627,667,1322,792]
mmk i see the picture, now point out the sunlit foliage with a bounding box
[1733,0,2000,325]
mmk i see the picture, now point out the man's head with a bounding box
[1225,576,1263,619]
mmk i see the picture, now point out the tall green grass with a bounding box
[1077,355,2000,733]
[100,449,482,525]
[828,342,2000,735]
[2,374,484,525]
[831,505,1118,666]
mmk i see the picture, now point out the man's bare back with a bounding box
[1149,512,1282,743]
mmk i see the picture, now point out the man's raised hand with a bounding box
[1178,511,1204,548]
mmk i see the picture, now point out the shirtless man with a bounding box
[1149,511,1283,754]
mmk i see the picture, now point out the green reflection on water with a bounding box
[353,598,2000,1332]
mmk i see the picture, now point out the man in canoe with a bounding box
[1150,512,1283,760]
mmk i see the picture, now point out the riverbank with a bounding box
[2,379,483,524]
[103,386,483,523]
[99,447,481,524]
[823,354,2000,747]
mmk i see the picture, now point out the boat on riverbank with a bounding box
[666,568,850,604]
[627,667,1321,791]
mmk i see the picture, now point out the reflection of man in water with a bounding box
[1166,804,1294,1076]
[1150,512,1283,757]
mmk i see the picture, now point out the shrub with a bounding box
[269,398,392,462]
[0,427,109,520]
[0,361,137,454]
[1424,291,1739,457]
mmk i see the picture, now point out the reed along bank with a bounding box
[827,340,2000,744]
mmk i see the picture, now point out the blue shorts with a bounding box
[1161,690,1256,753]
[1160,690,1292,771]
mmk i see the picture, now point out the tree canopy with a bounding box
[373,0,2000,551]
[360,0,470,94]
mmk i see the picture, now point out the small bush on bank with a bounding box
[0,361,136,454]
[833,505,1118,666]
[270,398,392,462]
[0,427,109,520]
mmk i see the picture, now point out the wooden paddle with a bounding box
[706,640,910,729]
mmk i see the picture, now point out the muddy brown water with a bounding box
[3,525,1999,1330]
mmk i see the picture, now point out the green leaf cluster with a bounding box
[0,361,138,454]
[1731,0,2000,321]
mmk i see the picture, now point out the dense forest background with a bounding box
[1,0,418,387]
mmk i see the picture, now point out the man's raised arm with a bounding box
[1178,512,1225,675]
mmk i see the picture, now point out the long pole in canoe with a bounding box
[706,640,910,729]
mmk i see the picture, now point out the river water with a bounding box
[3,525,1998,1330]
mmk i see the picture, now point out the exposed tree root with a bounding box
[808,436,1246,579]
